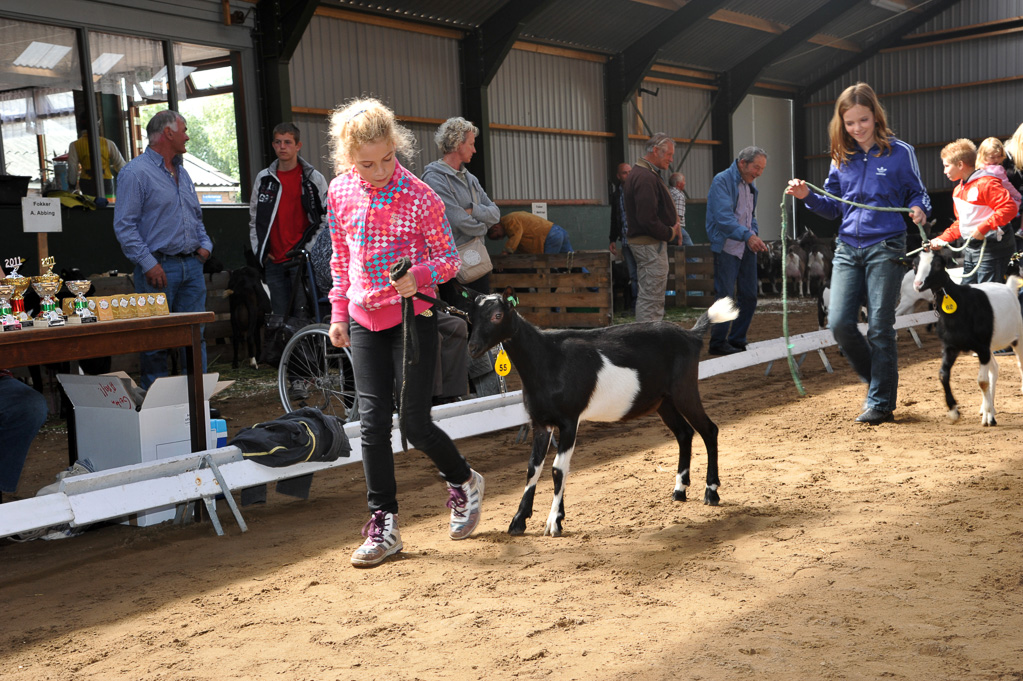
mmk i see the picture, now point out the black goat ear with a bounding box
[891,256,915,269]
[501,286,516,301]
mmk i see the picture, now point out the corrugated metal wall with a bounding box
[806,22,1023,192]
[629,82,715,199]
[289,15,461,179]
[488,49,607,201]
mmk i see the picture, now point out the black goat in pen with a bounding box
[467,288,738,536]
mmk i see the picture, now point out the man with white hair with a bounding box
[706,146,770,356]
[622,133,681,322]
[114,109,213,388]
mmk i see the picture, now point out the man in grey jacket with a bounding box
[249,122,329,315]
[421,117,500,294]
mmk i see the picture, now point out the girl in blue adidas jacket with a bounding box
[786,82,930,426]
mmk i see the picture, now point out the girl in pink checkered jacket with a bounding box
[325,98,485,568]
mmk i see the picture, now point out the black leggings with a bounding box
[350,314,471,514]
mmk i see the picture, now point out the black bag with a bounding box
[232,406,351,467]
[259,313,306,367]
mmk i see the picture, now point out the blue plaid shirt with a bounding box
[113,147,212,274]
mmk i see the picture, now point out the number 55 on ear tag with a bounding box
[941,294,957,314]
[494,348,511,376]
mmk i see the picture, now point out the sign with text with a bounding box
[22,197,62,233]
[531,202,548,220]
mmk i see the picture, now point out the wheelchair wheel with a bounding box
[278,324,359,420]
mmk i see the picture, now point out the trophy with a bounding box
[31,257,65,327]
[0,282,21,331]
[64,280,97,323]
[0,257,33,326]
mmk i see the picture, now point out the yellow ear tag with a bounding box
[941,294,957,314]
[494,348,512,376]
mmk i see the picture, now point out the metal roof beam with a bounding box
[722,0,855,114]
[802,0,965,98]
[613,0,722,99]
[466,0,554,88]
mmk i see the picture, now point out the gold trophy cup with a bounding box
[0,257,33,326]
[31,257,65,327]
[65,280,97,323]
[0,282,21,331]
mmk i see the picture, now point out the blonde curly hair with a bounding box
[328,98,417,175]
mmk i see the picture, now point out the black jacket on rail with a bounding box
[231,407,350,467]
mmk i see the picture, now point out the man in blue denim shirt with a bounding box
[114,110,213,389]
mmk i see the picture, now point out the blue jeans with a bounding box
[710,247,758,348]
[543,224,574,254]
[828,235,906,413]
[0,376,48,493]
[264,260,297,316]
[133,254,207,390]
[350,314,471,514]
[960,233,1016,285]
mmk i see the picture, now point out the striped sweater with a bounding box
[327,160,459,331]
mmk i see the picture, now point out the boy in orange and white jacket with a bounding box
[929,138,1020,284]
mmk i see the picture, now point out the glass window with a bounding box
[172,42,240,203]
[0,18,80,194]
[88,31,167,169]
[0,21,244,204]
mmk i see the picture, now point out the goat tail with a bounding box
[690,297,739,335]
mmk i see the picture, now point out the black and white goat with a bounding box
[913,250,1023,426]
[467,289,738,536]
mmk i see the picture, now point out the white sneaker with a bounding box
[447,469,484,540]
[350,511,402,567]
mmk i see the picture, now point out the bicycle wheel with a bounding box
[278,324,359,420]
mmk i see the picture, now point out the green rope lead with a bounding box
[779,192,807,397]
[779,182,915,398]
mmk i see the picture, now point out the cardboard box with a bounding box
[58,372,229,526]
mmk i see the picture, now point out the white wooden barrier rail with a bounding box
[0,310,940,541]
[0,392,529,540]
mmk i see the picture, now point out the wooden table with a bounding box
[0,312,215,457]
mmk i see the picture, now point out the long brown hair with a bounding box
[828,82,892,168]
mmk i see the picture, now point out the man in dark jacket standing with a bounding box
[623,133,680,322]
[249,122,329,315]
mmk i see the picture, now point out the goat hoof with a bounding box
[507,518,527,536]
[704,489,720,506]
[543,518,562,537]
[672,489,687,502]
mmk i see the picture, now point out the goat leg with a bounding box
[978,358,998,426]
[543,422,578,537]
[657,402,695,501]
[939,346,960,423]
[508,426,553,535]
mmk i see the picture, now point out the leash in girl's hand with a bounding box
[388,257,474,452]
[389,257,419,452]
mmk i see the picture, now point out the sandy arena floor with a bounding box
[4,299,1023,680]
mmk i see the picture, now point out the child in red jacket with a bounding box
[929,138,1019,284]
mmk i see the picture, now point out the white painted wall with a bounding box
[732,95,794,241]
